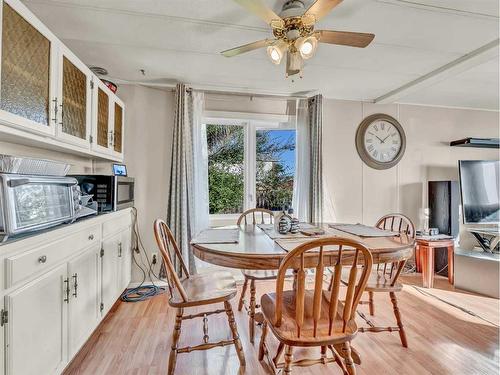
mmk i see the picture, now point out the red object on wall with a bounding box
[101,79,117,93]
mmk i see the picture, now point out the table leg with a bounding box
[420,246,435,288]
[447,246,454,285]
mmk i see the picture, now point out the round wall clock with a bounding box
[355,113,406,170]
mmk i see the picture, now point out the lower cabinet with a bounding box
[118,228,132,292]
[5,264,68,375]
[101,228,131,316]
[68,245,100,358]
[0,211,132,375]
[101,232,120,316]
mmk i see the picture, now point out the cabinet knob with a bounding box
[38,255,47,264]
[88,234,95,240]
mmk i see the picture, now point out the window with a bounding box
[256,129,295,210]
[206,123,244,214]
[206,119,296,219]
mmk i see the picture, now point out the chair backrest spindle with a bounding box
[237,208,274,226]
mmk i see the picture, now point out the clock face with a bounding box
[355,114,406,170]
[363,120,402,163]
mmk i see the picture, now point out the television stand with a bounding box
[467,227,499,253]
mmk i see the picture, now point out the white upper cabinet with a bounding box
[0,0,125,161]
[111,97,125,159]
[91,76,114,156]
[56,46,93,149]
[0,0,58,136]
[91,79,125,159]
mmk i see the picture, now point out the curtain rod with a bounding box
[184,87,311,100]
[107,76,313,100]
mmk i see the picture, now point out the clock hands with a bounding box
[368,131,385,143]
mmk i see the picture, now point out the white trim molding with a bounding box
[375,39,500,104]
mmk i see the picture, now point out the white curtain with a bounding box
[292,98,311,222]
[292,95,323,223]
[167,84,209,275]
[191,91,209,236]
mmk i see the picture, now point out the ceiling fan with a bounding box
[221,0,375,78]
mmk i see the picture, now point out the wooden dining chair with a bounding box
[258,237,373,375]
[153,219,246,374]
[352,213,415,348]
[236,208,277,344]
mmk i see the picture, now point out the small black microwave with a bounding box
[70,175,134,212]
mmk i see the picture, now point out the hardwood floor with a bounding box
[63,274,499,375]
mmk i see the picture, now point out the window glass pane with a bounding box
[207,124,244,214]
[256,129,296,211]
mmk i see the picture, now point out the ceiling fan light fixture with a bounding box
[286,51,303,77]
[267,40,287,65]
[297,35,318,59]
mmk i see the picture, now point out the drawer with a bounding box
[102,212,132,239]
[5,224,101,288]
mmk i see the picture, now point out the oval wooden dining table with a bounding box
[192,224,415,270]
[192,224,415,368]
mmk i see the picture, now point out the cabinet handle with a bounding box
[52,98,58,124]
[38,255,47,264]
[88,234,94,240]
[118,242,122,257]
[59,103,64,126]
[72,273,78,298]
[63,278,70,303]
[108,130,113,147]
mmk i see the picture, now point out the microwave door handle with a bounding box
[7,179,30,187]
[7,179,77,188]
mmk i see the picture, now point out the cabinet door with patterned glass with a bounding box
[57,46,92,148]
[90,76,114,155]
[0,0,57,135]
[112,98,124,157]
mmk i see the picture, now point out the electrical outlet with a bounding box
[152,253,158,265]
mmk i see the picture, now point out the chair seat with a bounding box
[169,271,237,307]
[364,272,403,292]
[260,290,357,347]
[242,269,295,280]
[340,268,403,292]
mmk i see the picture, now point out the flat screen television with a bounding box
[459,160,500,224]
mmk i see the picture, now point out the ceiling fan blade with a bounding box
[232,0,284,27]
[317,30,375,48]
[221,39,273,57]
[304,0,343,22]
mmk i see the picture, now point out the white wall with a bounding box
[118,85,174,282]
[322,99,499,248]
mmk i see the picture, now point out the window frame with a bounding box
[203,116,296,226]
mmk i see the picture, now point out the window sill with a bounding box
[209,213,241,228]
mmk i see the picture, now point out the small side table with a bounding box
[415,238,455,288]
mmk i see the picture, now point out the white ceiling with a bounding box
[22,0,500,110]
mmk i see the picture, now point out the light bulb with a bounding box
[300,41,313,55]
[267,41,287,65]
[296,36,318,59]
[270,48,280,62]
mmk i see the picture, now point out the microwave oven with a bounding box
[70,175,134,212]
[0,174,80,242]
